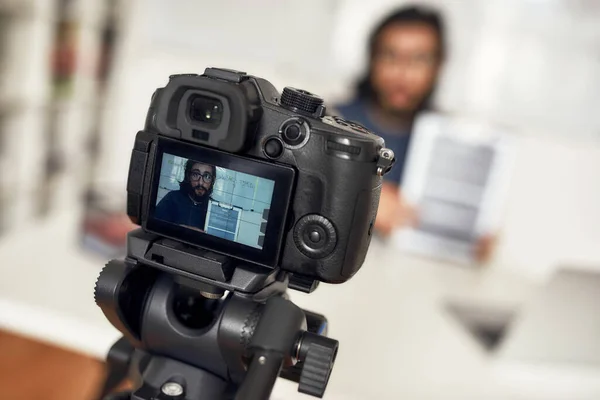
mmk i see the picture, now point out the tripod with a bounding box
[95,229,338,400]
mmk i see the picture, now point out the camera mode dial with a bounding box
[281,87,326,117]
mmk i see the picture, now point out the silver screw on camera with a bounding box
[161,382,184,397]
[377,148,395,176]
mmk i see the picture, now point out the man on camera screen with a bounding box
[154,159,216,232]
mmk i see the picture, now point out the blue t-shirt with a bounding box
[335,98,412,185]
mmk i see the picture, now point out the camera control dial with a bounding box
[294,215,337,259]
[281,87,326,117]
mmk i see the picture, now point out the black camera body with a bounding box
[126,67,394,286]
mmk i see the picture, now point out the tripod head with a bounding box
[96,229,339,400]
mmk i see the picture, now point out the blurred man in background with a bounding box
[336,5,444,235]
[335,5,495,262]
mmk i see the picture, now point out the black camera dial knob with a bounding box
[281,87,325,116]
[294,215,337,259]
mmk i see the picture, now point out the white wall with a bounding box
[0,0,115,228]
[332,0,600,141]
[494,134,600,281]
[95,0,343,189]
[96,0,600,282]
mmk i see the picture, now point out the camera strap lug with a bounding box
[376,147,395,176]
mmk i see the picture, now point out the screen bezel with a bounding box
[145,137,295,268]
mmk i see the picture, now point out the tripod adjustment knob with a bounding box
[297,333,338,398]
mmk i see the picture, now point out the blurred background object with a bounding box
[391,112,517,265]
[0,0,599,399]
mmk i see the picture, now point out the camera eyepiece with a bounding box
[189,95,224,127]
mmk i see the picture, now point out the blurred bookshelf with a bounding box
[0,0,126,241]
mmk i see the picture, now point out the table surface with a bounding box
[1,208,599,400]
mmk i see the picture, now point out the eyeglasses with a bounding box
[190,171,214,183]
[375,49,438,70]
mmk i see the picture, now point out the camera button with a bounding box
[284,124,302,141]
[263,137,284,159]
[280,118,309,147]
[309,230,321,243]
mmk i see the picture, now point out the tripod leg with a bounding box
[98,337,135,400]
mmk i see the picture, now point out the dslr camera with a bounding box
[96,67,394,400]
[127,67,394,287]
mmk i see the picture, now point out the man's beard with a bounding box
[189,184,208,202]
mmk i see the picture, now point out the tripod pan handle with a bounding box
[234,350,284,400]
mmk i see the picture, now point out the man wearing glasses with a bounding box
[154,159,216,231]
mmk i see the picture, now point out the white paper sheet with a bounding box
[391,112,517,264]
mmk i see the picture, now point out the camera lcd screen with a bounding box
[155,155,275,249]
[146,138,295,267]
